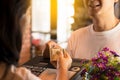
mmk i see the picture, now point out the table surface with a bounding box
[23,56,89,80]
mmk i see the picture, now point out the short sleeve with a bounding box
[11,66,41,80]
[67,35,74,58]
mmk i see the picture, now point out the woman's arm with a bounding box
[56,68,68,80]
[56,50,72,80]
[47,40,72,80]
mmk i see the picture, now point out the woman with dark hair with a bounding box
[0,0,72,80]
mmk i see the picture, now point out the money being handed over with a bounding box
[50,48,63,61]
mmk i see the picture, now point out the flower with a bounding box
[81,47,120,80]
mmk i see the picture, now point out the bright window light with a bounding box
[32,0,50,42]
[57,0,74,48]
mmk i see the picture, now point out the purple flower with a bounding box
[83,47,120,80]
[115,71,120,76]
[110,50,120,57]
[96,62,106,69]
[80,69,87,76]
[98,52,103,57]
[92,52,108,67]
[102,47,109,52]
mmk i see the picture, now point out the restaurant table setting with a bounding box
[22,47,120,80]
[22,56,89,80]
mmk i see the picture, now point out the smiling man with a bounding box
[67,0,120,59]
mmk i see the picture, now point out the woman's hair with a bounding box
[0,0,31,66]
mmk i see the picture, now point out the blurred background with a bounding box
[31,0,120,47]
[19,0,120,65]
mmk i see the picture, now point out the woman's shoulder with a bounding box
[10,65,41,80]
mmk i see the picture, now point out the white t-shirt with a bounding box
[67,22,120,59]
[0,63,41,80]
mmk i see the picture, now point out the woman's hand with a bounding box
[48,41,72,69]
[57,49,72,70]
[55,49,72,80]
[48,40,72,80]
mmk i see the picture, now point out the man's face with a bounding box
[83,0,118,17]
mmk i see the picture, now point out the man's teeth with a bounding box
[89,4,100,7]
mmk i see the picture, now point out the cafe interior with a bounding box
[18,0,120,80]
[20,0,87,65]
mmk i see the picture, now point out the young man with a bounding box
[67,0,120,59]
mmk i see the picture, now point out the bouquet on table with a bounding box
[81,47,120,80]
